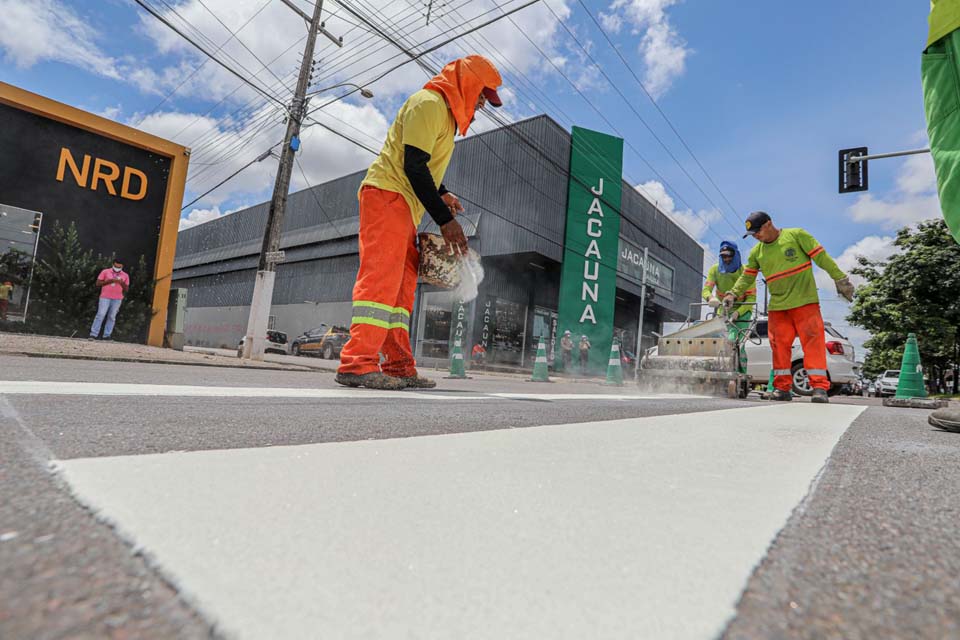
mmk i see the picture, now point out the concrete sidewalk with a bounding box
[0,332,312,372]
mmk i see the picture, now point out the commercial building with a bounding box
[172,115,704,372]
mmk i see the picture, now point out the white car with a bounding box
[875,369,901,397]
[744,319,859,397]
[237,330,289,357]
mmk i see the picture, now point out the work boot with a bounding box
[334,372,406,390]
[770,389,792,401]
[399,375,437,389]
[929,407,960,433]
[811,388,830,404]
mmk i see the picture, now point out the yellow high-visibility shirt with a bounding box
[928,0,960,48]
[361,89,455,225]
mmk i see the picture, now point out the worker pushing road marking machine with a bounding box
[638,302,759,399]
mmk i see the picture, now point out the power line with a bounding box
[197,5,711,279]
[492,6,729,242]
[575,0,743,220]
[151,0,288,94]
[358,0,719,260]
[195,0,288,87]
[135,0,276,125]
[539,1,742,236]
[171,38,305,143]
[183,1,710,281]
[132,0,286,108]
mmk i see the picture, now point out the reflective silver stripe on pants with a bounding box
[806,369,828,376]
[773,369,792,376]
[351,306,409,328]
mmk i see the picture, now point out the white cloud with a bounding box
[0,0,121,78]
[606,0,690,98]
[95,104,123,121]
[599,12,624,33]
[847,153,942,228]
[635,180,721,311]
[813,234,898,291]
[812,235,899,358]
[179,205,229,230]
[637,180,721,245]
[896,152,937,195]
[138,96,391,208]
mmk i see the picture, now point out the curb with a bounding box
[0,350,318,372]
[882,397,949,410]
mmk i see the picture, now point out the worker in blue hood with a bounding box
[717,240,742,274]
[702,240,755,374]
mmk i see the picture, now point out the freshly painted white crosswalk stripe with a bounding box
[490,392,711,401]
[57,403,864,640]
[0,380,708,402]
[0,381,473,400]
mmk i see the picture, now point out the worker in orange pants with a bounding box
[725,211,854,403]
[336,55,503,390]
[768,303,830,395]
[337,187,420,384]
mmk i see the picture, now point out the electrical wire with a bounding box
[195,0,288,87]
[538,1,742,236]
[136,0,278,127]
[134,0,284,106]
[575,0,743,220]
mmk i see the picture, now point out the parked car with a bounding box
[867,380,877,396]
[875,369,901,397]
[237,330,289,357]
[744,320,859,397]
[291,324,350,359]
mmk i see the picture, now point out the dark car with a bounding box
[291,324,350,359]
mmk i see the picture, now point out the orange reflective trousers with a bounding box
[768,302,829,392]
[337,186,420,377]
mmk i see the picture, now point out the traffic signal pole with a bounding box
[242,0,326,360]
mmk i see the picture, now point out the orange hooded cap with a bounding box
[423,55,502,136]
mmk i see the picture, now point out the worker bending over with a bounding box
[702,240,755,374]
[336,55,503,390]
[725,211,854,403]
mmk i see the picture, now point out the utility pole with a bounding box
[633,246,649,382]
[242,0,326,360]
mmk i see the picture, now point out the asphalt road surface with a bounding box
[1,354,957,639]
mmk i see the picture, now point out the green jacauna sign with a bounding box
[556,126,624,374]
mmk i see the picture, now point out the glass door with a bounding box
[0,204,42,322]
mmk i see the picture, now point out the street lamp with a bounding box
[306,82,373,99]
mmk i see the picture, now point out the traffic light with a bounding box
[839,147,868,193]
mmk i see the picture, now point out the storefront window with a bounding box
[421,304,452,359]
[529,306,557,365]
[491,298,526,365]
[0,204,42,322]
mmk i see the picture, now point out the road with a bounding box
[1,354,958,639]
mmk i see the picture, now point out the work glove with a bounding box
[721,293,736,311]
[835,276,855,302]
[708,296,721,309]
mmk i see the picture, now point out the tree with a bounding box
[847,219,960,393]
[30,221,101,335]
[15,221,156,341]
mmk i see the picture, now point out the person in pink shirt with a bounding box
[89,258,130,341]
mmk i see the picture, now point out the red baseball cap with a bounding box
[482,86,502,107]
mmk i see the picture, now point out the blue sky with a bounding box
[0,0,937,354]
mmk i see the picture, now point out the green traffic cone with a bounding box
[605,340,624,386]
[895,333,927,398]
[530,337,551,382]
[445,338,467,379]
